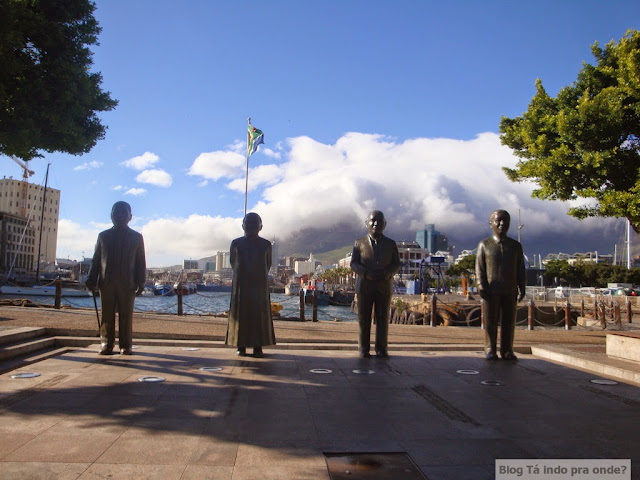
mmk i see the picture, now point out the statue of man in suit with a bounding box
[475,209,526,361]
[86,201,146,355]
[350,210,400,358]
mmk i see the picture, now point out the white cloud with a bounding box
[113,185,125,191]
[56,219,102,259]
[226,164,282,193]
[59,132,621,266]
[73,161,103,171]
[121,152,160,170]
[135,169,172,187]
[187,151,245,180]
[197,180,209,187]
[125,187,147,196]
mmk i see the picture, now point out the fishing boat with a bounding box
[173,282,196,295]
[284,282,301,296]
[154,282,175,296]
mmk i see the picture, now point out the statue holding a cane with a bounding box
[86,201,146,355]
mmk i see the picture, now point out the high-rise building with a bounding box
[415,224,448,254]
[0,178,60,268]
[0,212,36,274]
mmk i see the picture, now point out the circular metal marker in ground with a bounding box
[352,369,375,375]
[138,376,166,382]
[420,352,436,356]
[200,367,223,372]
[11,372,41,379]
[481,380,504,386]
[590,378,618,385]
[309,368,333,374]
[456,369,480,375]
[182,347,200,351]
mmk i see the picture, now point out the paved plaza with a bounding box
[0,339,638,479]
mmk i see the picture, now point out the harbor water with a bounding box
[3,291,358,322]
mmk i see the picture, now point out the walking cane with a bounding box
[92,290,101,337]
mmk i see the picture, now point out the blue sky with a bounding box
[9,1,640,266]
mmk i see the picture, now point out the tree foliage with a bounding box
[499,30,640,232]
[446,254,476,278]
[543,259,640,287]
[0,0,117,161]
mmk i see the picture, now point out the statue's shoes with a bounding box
[502,352,518,361]
[99,347,113,355]
[485,352,499,361]
[236,347,247,356]
[253,347,263,358]
[120,348,132,355]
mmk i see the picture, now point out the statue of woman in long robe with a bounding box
[225,212,275,357]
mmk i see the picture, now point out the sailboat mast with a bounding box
[35,163,50,283]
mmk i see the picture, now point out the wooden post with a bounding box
[54,278,62,309]
[299,289,305,321]
[564,300,571,330]
[527,300,534,330]
[312,290,318,322]
[600,302,606,329]
[177,287,183,316]
[593,297,598,321]
[614,302,621,328]
[430,294,437,327]
[580,299,585,318]
[627,299,633,324]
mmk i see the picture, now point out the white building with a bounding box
[295,253,319,275]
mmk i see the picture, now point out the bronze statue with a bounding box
[225,212,275,357]
[350,210,400,358]
[475,209,526,360]
[86,201,146,355]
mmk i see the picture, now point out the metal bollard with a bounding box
[527,300,534,330]
[627,299,633,324]
[580,299,585,318]
[564,300,571,330]
[480,298,486,330]
[299,289,305,321]
[593,297,598,321]
[600,302,606,329]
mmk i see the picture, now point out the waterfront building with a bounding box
[396,241,430,279]
[0,212,35,274]
[215,251,231,270]
[295,253,319,275]
[454,248,477,265]
[543,252,614,266]
[415,224,448,254]
[0,178,60,267]
[183,259,199,270]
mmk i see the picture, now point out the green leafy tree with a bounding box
[500,30,640,232]
[447,254,476,278]
[0,0,117,161]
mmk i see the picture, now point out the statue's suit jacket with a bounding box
[87,226,146,291]
[351,234,400,293]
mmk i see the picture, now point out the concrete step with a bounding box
[606,332,640,362]
[0,346,71,375]
[0,327,47,347]
[0,336,56,361]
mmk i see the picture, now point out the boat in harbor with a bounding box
[173,282,196,295]
[196,282,232,292]
[284,282,301,296]
[0,284,92,297]
[154,282,175,296]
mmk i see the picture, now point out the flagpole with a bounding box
[244,118,251,217]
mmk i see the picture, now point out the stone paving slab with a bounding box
[0,345,638,479]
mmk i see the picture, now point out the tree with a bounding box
[0,0,117,161]
[499,30,640,232]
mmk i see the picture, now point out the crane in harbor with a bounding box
[9,155,35,217]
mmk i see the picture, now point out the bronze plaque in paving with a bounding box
[325,452,427,480]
